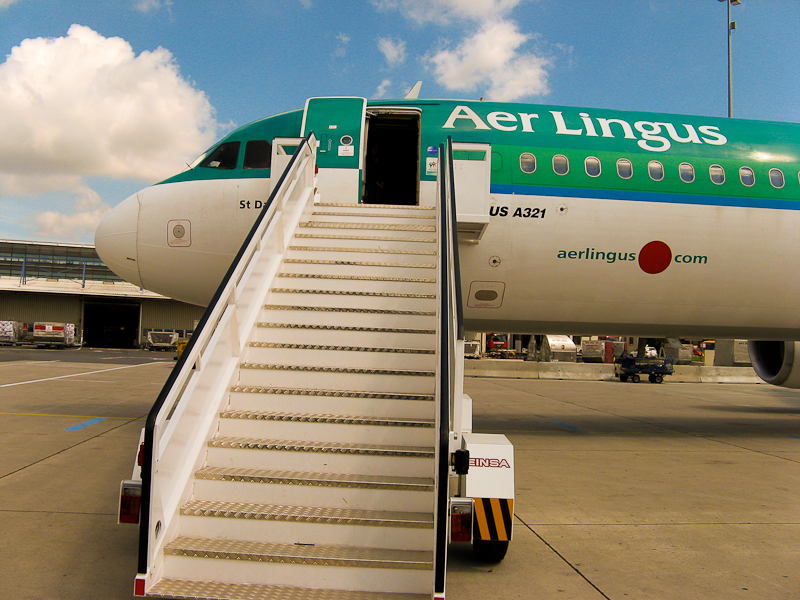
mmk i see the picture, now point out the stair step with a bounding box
[265,289,436,311]
[164,537,433,570]
[208,437,434,458]
[300,221,435,233]
[180,500,433,529]
[284,257,436,269]
[242,344,436,371]
[235,362,435,394]
[312,210,436,221]
[251,324,435,351]
[247,342,434,355]
[149,579,429,600]
[192,467,435,512]
[290,245,436,256]
[315,202,434,211]
[220,410,434,428]
[228,386,434,421]
[218,410,435,446]
[257,305,436,334]
[293,232,436,244]
[195,466,434,492]
[230,385,434,402]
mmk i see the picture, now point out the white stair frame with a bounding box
[136,135,317,594]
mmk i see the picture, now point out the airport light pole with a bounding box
[718,0,741,118]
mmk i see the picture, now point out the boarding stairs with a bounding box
[134,134,462,599]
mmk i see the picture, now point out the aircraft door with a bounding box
[302,97,366,203]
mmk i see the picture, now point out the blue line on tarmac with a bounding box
[64,417,106,431]
[553,420,584,433]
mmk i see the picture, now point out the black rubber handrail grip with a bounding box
[137,133,314,576]
[447,136,465,341]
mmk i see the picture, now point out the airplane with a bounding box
[95,92,800,389]
[100,90,800,598]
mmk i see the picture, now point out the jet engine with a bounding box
[748,341,800,388]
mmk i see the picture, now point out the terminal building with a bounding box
[0,239,206,348]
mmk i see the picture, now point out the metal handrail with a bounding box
[434,137,464,596]
[136,133,316,578]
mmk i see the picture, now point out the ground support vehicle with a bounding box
[33,322,75,348]
[615,354,675,383]
[145,331,178,351]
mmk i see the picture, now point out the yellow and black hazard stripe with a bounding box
[473,498,514,541]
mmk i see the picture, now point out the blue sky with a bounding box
[1,0,798,244]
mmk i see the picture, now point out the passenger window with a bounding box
[553,154,569,176]
[519,152,536,174]
[679,162,695,183]
[648,161,664,181]
[585,157,601,177]
[739,166,755,187]
[617,158,633,179]
[200,142,240,170]
[709,164,725,185]
[769,168,785,188]
[243,140,272,169]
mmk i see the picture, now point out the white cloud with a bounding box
[0,24,220,195]
[298,0,313,7]
[372,0,527,25]
[375,79,393,98]
[134,0,172,13]
[427,20,550,101]
[0,0,20,7]
[378,38,407,66]
[334,33,351,58]
[34,185,111,242]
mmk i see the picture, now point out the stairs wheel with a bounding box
[473,540,509,563]
[654,374,663,384]
[631,374,640,383]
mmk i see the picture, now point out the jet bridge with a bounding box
[122,134,514,599]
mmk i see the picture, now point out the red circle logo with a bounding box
[638,241,672,274]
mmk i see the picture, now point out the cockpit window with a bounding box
[244,140,272,169]
[199,141,240,170]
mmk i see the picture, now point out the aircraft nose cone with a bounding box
[95,193,143,287]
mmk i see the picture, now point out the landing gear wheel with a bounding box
[619,375,628,382]
[631,374,640,383]
[654,374,663,384]
[473,540,509,563]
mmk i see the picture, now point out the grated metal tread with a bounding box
[194,466,435,492]
[220,410,434,428]
[239,363,435,377]
[270,288,435,299]
[148,578,429,600]
[230,386,434,402]
[283,258,435,269]
[276,273,435,283]
[164,538,433,570]
[312,211,436,220]
[288,246,436,256]
[299,222,435,232]
[248,342,434,354]
[180,500,433,528]
[262,305,435,316]
[293,233,435,244]
[255,323,435,335]
[208,437,434,458]
[315,202,434,211]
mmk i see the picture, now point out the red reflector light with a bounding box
[137,443,144,467]
[451,503,472,543]
[34,325,45,331]
[119,481,142,524]
[53,326,64,331]
[134,575,146,596]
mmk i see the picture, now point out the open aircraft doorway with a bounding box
[363,110,420,205]
[83,300,140,348]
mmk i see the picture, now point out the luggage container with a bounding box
[0,321,21,345]
[542,335,577,362]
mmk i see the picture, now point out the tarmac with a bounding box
[0,346,798,599]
